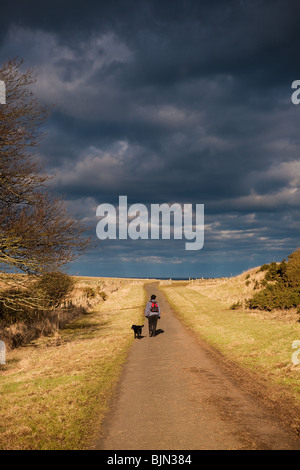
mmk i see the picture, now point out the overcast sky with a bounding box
[1,0,300,278]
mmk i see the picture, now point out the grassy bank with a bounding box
[0,282,146,450]
[160,282,300,406]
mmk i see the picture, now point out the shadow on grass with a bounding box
[63,322,101,331]
[62,318,120,342]
[100,305,145,313]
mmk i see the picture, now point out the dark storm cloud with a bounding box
[1,0,300,276]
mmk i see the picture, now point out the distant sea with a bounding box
[133,277,213,281]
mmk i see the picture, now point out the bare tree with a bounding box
[0,59,89,309]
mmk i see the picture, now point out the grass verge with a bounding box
[0,283,146,450]
[160,284,300,407]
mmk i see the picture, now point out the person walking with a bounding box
[145,294,161,337]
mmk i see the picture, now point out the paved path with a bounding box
[92,284,300,450]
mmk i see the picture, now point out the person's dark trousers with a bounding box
[148,315,159,336]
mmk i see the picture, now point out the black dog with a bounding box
[131,324,144,339]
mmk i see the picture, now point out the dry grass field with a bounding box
[0,279,146,450]
[188,267,299,322]
[189,267,265,307]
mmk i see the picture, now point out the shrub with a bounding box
[259,264,270,272]
[247,248,300,311]
[248,250,300,311]
[84,287,97,298]
[83,286,107,301]
[247,283,300,311]
[99,291,107,301]
[286,248,300,288]
[34,272,75,308]
[259,261,287,283]
[230,301,243,310]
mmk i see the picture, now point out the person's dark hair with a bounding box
[151,294,156,300]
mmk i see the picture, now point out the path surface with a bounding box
[92,284,300,450]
